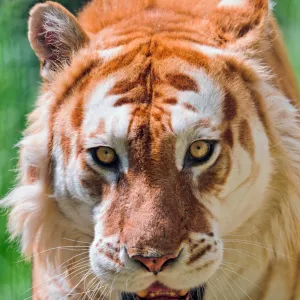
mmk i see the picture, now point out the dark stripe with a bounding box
[166,73,199,93]
[48,59,98,161]
[114,97,135,107]
[163,98,178,105]
[188,245,212,265]
[239,119,255,158]
[99,44,150,78]
[222,90,237,122]
[222,127,234,148]
[250,88,269,132]
[183,102,198,112]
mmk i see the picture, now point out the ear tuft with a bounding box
[28,1,89,80]
[209,0,269,48]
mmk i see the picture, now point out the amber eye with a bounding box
[189,140,212,161]
[92,147,117,166]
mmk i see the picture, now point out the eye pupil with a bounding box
[188,140,214,163]
[93,147,117,166]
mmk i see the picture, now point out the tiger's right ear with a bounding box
[28,1,89,80]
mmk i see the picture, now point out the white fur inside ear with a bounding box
[28,2,88,80]
[42,9,69,45]
[218,0,246,7]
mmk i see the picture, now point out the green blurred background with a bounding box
[0,0,299,299]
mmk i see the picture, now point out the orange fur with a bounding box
[2,1,300,299]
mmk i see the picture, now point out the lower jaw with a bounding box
[121,287,206,300]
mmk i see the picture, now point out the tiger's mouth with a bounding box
[122,282,206,300]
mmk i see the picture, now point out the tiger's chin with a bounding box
[122,282,206,300]
[89,243,221,300]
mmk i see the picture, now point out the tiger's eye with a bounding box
[189,140,210,160]
[95,147,116,165]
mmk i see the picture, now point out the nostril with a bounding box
[135,259,152,272]
[160,257,176,270]
[133,253,177,274]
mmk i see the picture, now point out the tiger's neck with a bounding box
[204,233,300,300]
[204,16,300,300]
[205,181,300,300]
[32,259,76,299]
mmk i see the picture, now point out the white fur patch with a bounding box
[84,77,116,135]
[218,0,246,7]
[98,46,123,61]
[43,9,68,33]
[195,45,229,57]
[171,69,223,170]
[83,78,131,173]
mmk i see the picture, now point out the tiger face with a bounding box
[82,51,271,295]
[51,46,271,294]
[5,0,291,299]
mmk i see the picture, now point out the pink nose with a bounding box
[133,254,177,274]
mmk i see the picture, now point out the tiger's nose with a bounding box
[133,254,177,274]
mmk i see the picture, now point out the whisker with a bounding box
[220,265,262,290]
[210,273,228,300]
[99,283,110,300]
[61,269,92,300]
[85,273,102,299]
[66,259,91,277]
[223,248,262,264]
[88,273,110,300]
[221,261,255,273]
[223,239,296,260]
[109,271,122,299]
[50,251,89,277]
[214,271,231,300]
[63,238,91,244]
[220,268,252,300]
[224,229,261,237]
[23,265,89,300]
[125,267,134,292]
[88,275,102,300]
[17,246,90,263]
[206,280,217,300]
[218,269,239,300]
[22,252,89,296]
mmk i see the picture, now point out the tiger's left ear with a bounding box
[28,1,89,80]
[207,0,271,49]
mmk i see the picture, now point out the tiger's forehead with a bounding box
[82,45,224,147]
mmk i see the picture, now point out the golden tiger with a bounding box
[2,0,300,299]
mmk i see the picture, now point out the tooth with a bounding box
[136,290,148,298]
[150,293,155,298]
[179,289,189,296]
[170,292,176,297]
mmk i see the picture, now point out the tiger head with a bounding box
[3,0,300,299]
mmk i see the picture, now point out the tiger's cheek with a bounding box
[217,119,272,235]
[51,133,109,236]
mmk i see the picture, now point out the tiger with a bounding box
[2,0,300,299]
